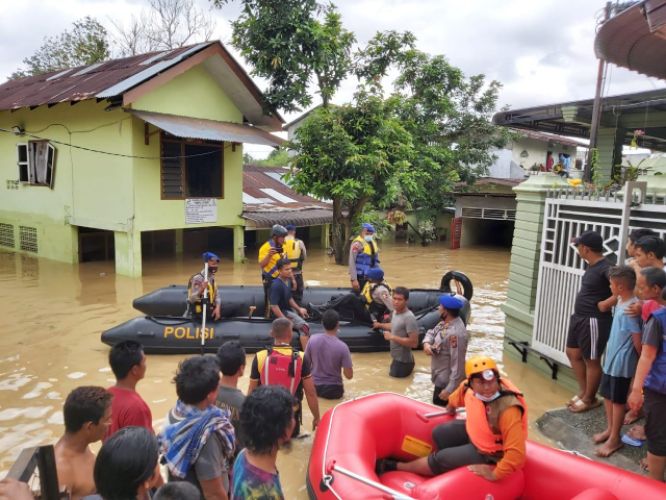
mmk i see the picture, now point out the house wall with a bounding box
[0,101,134,263]
[131,64,243,123]
[0,62,251,273]
[509,137,577,172]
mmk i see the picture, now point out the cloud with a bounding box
[0,0,662,115]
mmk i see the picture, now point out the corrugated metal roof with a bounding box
[132,110,285,147]
[0,44,204,110]
[0,41,284,129]
[595,1,666,79]
[241,165,332,227]
[242,209,333,228]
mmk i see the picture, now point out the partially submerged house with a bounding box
[0,42,284,276]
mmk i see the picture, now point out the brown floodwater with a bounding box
[0,241,570,497]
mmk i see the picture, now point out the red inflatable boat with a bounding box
[307,393,666,499]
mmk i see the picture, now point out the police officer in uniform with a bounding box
[187,251,222,320]
[284,224,307,305]
[349,223,380,292]
[258,225,288,318]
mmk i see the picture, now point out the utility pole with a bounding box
[585,1,612,183]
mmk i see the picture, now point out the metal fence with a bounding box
[532,182,666,365]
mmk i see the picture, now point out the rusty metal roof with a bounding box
[595,1,666,79]
[133,110,284,147]
[242,165,332,227]
[0,41,283,129]
[242,209,333,228]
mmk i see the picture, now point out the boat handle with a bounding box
[417,408,464,422]
[328,463,416,500]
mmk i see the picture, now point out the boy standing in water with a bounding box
[593,266,641,457]
[422,295,468,406]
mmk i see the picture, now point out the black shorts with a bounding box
[566,314,612,360]
[315,384,344,399]
[389,359,415,378]
[599,373,631,404]
[644,388,666,456]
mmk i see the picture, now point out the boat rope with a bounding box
[146,316,192,326]
[320,392,438,500]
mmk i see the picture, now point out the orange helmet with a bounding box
[465,356,498,379]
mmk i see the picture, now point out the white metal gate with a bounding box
[532,183,666,366]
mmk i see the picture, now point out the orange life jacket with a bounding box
[463,377,528,454]
[256,345,303,396]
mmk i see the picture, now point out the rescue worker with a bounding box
[285,224,307,305]
[422,295,469,407]
[187,252,222,320]
[258,225,288,318]
[377,356,527,482]
[247,318,320,438]
[349,223,380,292]
[310,267,392,324]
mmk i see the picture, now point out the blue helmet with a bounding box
[202,251,220,262]
[366,267,384,281]
[439,294,463,309]
[361,222,376,233]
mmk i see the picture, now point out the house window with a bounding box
[17,141,57,188]
[160,133,224,199]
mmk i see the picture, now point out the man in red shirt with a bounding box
[104,340,153,440]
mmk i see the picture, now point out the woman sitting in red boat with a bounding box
[377,356,527,482]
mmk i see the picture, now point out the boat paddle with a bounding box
[200,262,209,356]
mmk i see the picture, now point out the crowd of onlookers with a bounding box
[564,229,666,481]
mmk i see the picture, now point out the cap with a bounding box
[271,224,288,237]
[362,223,375,233]
[572,230,603,252]
[285,224,296,231]
[202,251,220,262]
[465,356,498,379]
[439,294,464,309]
[366,267,384,281]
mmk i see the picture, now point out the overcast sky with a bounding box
[1,0,663,154]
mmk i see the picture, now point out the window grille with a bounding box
[19,226,38,253]
[0,223,14,248]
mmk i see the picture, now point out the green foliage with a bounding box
[255,148,290,167]
[286,96,414,261]
[212,0,354,111]
[11,17,109,79]
[355,32,508,211]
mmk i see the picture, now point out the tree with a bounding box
[212,0,354,112]
[356,32,509,211]
[10,17,109,79]
[256,148,290,167]
[287,94,414,262]
[111,0,215,56]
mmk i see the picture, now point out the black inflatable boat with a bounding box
[101,271,473,354]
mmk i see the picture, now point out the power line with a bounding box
[0,127,230,160]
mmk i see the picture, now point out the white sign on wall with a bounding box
[185,198,217,224]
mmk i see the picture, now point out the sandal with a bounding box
[566,395,581,408]
[568,398,602,413]
[621,433,645,447]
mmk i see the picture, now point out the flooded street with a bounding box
[0,241,570,497]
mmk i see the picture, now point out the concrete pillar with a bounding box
[233,225,245,263]
[502,173,567,349]
[114,230,142,277]
[320,223,330,249]
[595,127,618,184]
[174,228,184,255]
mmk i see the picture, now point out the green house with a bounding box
[0,42,284,276]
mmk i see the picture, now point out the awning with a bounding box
[595,0,666,79]
[131,110,285,147]
[241,209,333,228]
